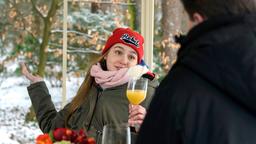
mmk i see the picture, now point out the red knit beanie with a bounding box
[102,28,144,63]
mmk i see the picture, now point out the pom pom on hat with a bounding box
[127,60,156,81]
[102,28,144,63]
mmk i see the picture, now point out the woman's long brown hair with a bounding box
[65,54,106,126]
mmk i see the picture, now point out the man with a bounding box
[136,0,256,143]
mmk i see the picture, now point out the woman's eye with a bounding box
[115,50,122,55]
[128,55,136,60]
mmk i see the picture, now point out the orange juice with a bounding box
[126,90,147,105]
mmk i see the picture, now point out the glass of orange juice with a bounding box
[126,77,148,105]
[126,77,148,131]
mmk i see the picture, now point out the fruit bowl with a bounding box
[36,128,96,144]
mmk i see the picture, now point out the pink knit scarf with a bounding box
[90,63,130,89]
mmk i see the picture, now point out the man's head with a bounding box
[181,0,256,26]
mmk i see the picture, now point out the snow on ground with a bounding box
[0,76,82,144]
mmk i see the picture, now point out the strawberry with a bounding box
[53,128,66,141]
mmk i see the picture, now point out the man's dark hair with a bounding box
[181,0,256,19]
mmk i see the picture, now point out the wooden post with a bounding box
[141,0,154,70]
[62,0,68,108]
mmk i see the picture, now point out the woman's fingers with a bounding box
[20,62,34,80]
[128,105,147,128]
[128,118,143,126]
[20,62,43,83]
[129,105,146,119]
[20,62,29,76]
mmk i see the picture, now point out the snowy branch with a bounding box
[65,0,135,6]
[48,42,101,54]
[51,29,107,42]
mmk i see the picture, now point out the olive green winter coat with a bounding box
[28,78,158,144]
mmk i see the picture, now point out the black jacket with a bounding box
[137,13,256,144]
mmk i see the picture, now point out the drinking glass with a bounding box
[101,123,131,144]
[126,77,148,131]
[126,78,148,105]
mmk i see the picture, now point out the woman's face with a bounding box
[104,43,138,71]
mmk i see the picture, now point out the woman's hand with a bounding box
[128,104,147,132]
[20,62,43,84]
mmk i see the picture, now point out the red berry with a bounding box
[86,138,96,144]
[66,129,73,136]
[53,128,66,141]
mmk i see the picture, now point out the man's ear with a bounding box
[192,12,205,24]
[189,12,205,29]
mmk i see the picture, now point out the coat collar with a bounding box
[176,13,256,53]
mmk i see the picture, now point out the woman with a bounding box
[21,27,158,143]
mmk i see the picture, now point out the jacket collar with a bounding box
[176,13,256,53]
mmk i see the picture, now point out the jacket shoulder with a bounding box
[148,78,159,88]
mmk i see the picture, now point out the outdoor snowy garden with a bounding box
[0,0,188,143]
[0,63,82,143]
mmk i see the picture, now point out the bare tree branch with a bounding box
[48,42,101,55]
[46,0,59,19]
[37,0,60,76]
[62,0,135,5]
[31,0,45,19]
[51,29,107,42]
